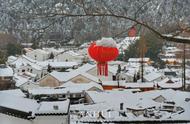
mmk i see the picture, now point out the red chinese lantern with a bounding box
[128,26,137,37]
[88,38,119,76]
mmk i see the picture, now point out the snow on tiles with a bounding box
[0,93,70,124]
[71,89,190,123]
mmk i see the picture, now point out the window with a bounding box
[3,77,12,80]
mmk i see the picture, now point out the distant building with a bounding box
[128,58,152,65]
[21,42,33,48]
[26,49,50,61]
[0,64,15,90]
[143,72,165,82]
[7,55,47,79]
[55,50,84,63]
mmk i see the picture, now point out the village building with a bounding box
[142,71,165,82]
[55,50,84,63]
[0,89,26,97]
[25,49,50,61]
[7,55,48,79]
[28,82,103,104]
[0,93,70,124]
[156,77,182,89]
[13,73,39,91]
[37,61,79,72]
[0,64,15,90]
[71,89,190,123]
[38,63,121,87]
[128,58,152,65]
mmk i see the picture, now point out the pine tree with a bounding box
[47,64,52,73]
[49,52,54,59]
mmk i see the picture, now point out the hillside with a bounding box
[0,0,189,44]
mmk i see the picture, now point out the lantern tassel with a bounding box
[97,63,99,75]
[97,62,108,76]
[102,63,105,76]
[105,63,108,76]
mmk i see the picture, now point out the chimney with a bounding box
[53,105,59,110]
[120,103,124,110]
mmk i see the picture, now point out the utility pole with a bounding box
[117,64,121,88]
[141,55,144,82]
[139,35,147,82]
[182,44,186,91]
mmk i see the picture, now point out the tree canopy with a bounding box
[6,43,22,56]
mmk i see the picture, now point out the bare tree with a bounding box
[0,0,190,44]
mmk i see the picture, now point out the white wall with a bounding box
[0,113,31,124]
[14,66,46,79]
[0,113,69,124]
[56,53,83,63]
[26,51,49,61]
[34,115,68,124]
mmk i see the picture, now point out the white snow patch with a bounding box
[96,37,117,48]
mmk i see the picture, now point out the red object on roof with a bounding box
[88,38,119,76]
[128,26,137,37]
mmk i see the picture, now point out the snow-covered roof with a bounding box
[161,58,182,63]
[102,81,126,86]
[81,73,99,83]
[164,53,176,57]
[125,82,154,88]
[7,56,17,63]
[86,90,133,104]
[49,71,69,82]
[28,87,69,95]
[0,65,13,77]
[0,93,70,118]
[9,55,43,70]
[0,93,39,113]
[43,48,65,55]
[23,71,37,78]
[60,81,103,91]
[71,102,110,112]
[13,73,31,87]
[83,89,190,121]
[64,50,84,57]
[128,58,150,62]
[0,89,25,97]
[26,49,49,55]
[143,72,163,82]
[36,99,70,115]
[108,60,126,65]
[157,78,182,89]
[162,34,190,43]
[49,62,78,68]
[42,63,97,82]
[30,81,103,96]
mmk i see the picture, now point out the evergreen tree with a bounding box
[47,64,52,73]
[49,52,54,59]
[133,73,137,82]
[6,43,22,56]
[0,51,6,64]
